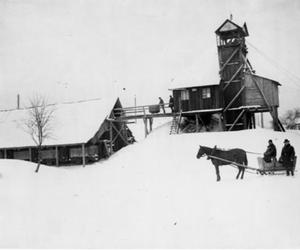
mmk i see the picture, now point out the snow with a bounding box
[0,123,300,248]
[0,98,118,148]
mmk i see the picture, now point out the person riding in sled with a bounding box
[279,139,295,176]
[263,139,277,163]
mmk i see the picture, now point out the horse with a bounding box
[196,145,248,182]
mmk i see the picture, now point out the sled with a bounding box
[257,156,297,175]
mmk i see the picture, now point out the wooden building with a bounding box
[0,98,134,166]
[169,18,284,133]
[216,19,283,131]
[170,84,222,113]
[169,84,223,132]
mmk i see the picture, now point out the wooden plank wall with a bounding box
[218,45,241,80]
[243,74,279,107]
[13,149,31,160]
[218,44,243,108]
[173,90,181,113]
[172,86,221,112]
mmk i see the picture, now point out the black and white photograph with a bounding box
[0,0,300,248]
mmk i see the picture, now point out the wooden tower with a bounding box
[215,19,284,131]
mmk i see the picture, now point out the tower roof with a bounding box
[215,19,249,37]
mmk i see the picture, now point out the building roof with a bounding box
[248,72,281,86]
[169,83,219,91]
[0,98,119,148]
[215,19,249,37]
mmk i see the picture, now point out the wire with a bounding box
[246,40,300,91]
[0,97,103,112]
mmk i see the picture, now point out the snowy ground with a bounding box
[1,121,300,248]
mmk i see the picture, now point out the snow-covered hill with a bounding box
[1,122,300,248]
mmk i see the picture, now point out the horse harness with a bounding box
[205,153,261,173]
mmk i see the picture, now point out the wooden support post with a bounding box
[55,146,59,167]
[143,117,148,138]
[82,144,86,167]
[252,114,256,129]
[260,113,264,128]
[277,118,285,132]
[272,107,280,131]
[198,115,206,131]
[223,64,243,90]
[228,109,245,131]
[245,112,250,129]
[149,117,153,132]
[176,112,182,134]
[122,122,128,142]
[111,122,129,146]
[243,111,248,129]
[221,114,227,131]
[223,86,245,112]
[103,141,110,157]
[195,114,200,132]
[248,113,252,129]
[242,54,254,73]
[142,107,146,116]
[109,120,113,154]
[134,95,137,123]
[29,148,32,162]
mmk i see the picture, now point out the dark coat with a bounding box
[168,96,174,107]
[159,98,164,105]
[268,143,277,158]
[263,143,277,162]
[280,144,295,169]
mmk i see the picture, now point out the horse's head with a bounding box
[196,146,206,159]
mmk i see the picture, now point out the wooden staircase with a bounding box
[169,113,182,134]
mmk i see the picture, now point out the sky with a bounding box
[1,0,300,114]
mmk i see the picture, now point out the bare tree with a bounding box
[25,96,55,173]
[280,108,300,129]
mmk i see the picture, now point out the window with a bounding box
[202,88,211,99]
[181,90,189,100]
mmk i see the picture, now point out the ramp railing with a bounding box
[114,103,171,119]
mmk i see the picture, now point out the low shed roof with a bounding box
[249,73,281,86]
[0,98,119,148]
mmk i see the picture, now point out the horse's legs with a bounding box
[240,160,247,179]
[214,164,221,181]
[236,167,241,179]
[241,167,245,179]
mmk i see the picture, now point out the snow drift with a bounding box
[0,122,300,248]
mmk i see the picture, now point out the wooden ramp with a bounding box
[114,103,176,137]
[114,103,175,120]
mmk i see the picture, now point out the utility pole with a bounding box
[17,94,20,109]
[134,94,137,123]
